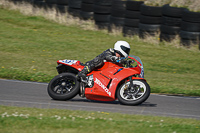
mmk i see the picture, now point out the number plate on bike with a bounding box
[59,59,78,65]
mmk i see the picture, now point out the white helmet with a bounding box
[114,41,130,58]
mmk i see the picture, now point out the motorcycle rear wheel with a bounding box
[47,73,80,100]
[117,80,150,105]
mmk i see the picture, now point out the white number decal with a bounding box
[61,60,78,65]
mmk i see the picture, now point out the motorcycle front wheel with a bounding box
[47,73,80,100]
[117,80,150,105]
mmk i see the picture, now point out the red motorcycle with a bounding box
[47,55,150,105]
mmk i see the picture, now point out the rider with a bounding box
[77,41,131,80]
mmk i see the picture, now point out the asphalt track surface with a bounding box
[0,79,200,119]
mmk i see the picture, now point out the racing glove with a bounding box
[111,56,119,62]
[116,57,126,64]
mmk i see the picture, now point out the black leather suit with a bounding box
[79,48,120,77]
[85,48,119,72]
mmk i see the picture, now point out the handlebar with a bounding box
[117,57,135,67]
[116,57,126,63]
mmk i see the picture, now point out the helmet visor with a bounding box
[121,45,130,56]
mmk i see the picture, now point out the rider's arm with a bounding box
[104,49,119,62]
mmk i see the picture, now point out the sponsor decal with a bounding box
[94,78,111,96]
[61,60,78,65]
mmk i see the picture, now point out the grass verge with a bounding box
[0,106,200,133]
[0,3,200,96]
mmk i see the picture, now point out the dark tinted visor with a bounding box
[120,45,130,55]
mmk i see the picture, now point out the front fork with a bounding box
[128,76,140,96]
[128,76,134,90]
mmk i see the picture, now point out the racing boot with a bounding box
[77,66,90,81]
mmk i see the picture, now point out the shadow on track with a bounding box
[57,98,157,107]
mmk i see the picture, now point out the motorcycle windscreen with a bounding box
[129,55,144,78]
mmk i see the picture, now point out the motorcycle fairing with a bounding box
[85,65,143,101]
[84,72,114,101]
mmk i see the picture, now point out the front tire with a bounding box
[117,80,150,105]
[47,73,80,100]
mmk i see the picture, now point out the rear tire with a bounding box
[47,73,80,100]
[117,80,150,105]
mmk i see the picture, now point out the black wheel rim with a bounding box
[51,77,76,95]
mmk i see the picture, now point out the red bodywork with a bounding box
[57,56,145,102]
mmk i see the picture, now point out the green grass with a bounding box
[0,106,200,133]
[0,5,200,96]
[0,3,200,132]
